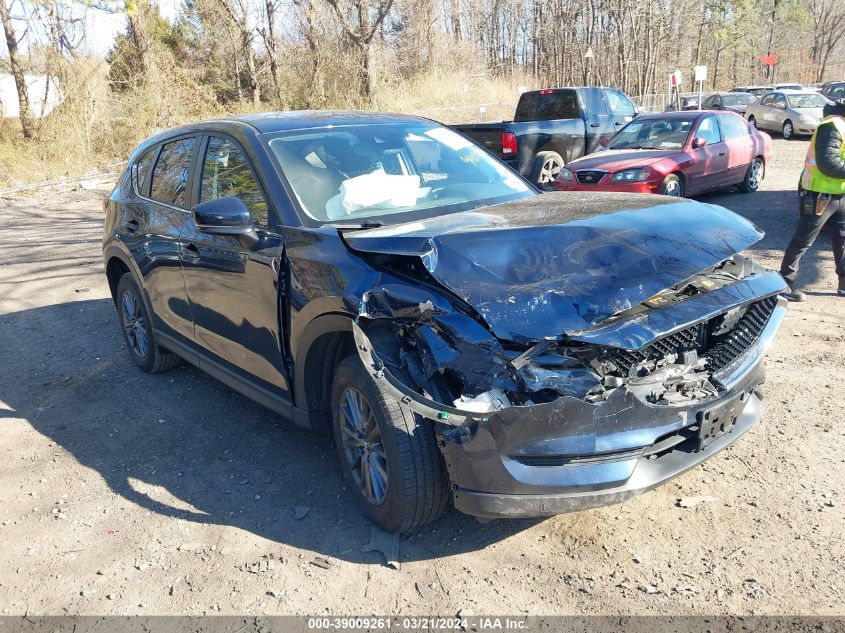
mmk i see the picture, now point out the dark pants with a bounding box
[780,191,845,288]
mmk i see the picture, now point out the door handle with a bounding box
[614,121,624,126]
[590,122,600,128]
[184,242,199,254]
[126,219,139,235]
[718,151,726,157]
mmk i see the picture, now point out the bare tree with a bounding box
[0,0,33,138]
[323,0,394,107]
[810,0,845,82]
[124,0,157,78]
[258,0,284,107]
[213,0,261,104]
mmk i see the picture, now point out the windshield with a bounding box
[265,123,533,225]
[787,93,827,109]
[723,93,757,106]
[606,117,695,150]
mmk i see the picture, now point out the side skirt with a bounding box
[157,331,312,429]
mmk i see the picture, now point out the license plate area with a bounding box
[695,393,747,450]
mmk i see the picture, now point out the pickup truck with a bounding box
[453,87,639,185]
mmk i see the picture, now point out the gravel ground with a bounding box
[0,138,843,617]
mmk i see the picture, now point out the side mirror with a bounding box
[691,136,707,149]
[192,197,254,236]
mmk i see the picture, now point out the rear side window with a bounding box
[132,148,154,194]
[605,90,636,116]
[719,115,750,140]
[514,91,579,122]
[199,136,270,229]
[150,138,196,208]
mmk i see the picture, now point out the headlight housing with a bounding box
[611,168,650,182]
[556,167,574,182]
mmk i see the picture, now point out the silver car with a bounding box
[745,90,830,140]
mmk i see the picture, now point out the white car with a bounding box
[744,90,830,139]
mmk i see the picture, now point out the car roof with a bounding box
[140,111,435,143]
[639,111,703,120]
[232,110,433,133]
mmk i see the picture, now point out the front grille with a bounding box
[575,170,607,185]
[607,323,707,376]
[705,296,778,371]
[604,296,778,376]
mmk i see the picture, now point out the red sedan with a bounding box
[553,111,772,197]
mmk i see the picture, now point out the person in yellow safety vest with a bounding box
[780,101,845,301]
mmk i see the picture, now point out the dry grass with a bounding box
[0,50,533,189]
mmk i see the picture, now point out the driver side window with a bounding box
[199,137,270,229]
[696,116,722,145]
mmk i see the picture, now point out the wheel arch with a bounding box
[294,314,356,431]
[536,142,568,164]
[104,246,143,304]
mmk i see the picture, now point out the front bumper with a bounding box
[450,386,763,518]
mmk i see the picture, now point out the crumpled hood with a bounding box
[343,192,763,342]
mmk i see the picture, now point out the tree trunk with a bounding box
[125,0,156,79]
[0,0,33,138]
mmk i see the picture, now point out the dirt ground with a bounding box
[0,137,843,618]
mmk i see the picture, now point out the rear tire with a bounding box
[660,173,685,197]
[782,120,794,140]
[331,355,449,533]
[115,273,180,373]
[530,151,565,188]
[739,157,764,193]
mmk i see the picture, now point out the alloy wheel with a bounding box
[339,387,388,505]
[783,121,793,139]
[748,160,763,190]
[121,290,149,358]
[663,179,682,196]
[539,156,562,183]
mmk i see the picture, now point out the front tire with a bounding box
[660,173,685,197]
[331,355,449,533]
[530,151,564,188]
[782,120,794,140]
[739,157,764,193]
[115,273,180,373]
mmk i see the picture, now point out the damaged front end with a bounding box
[341,196,788,518]
[350,257,787,518]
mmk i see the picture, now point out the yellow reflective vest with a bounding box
[800,116,845,194]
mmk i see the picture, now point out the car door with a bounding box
[179,133,291,396]
[686,114,729,194]
[579,88,616,153]
[718,114,755,184]
[604,89,638,129]
[771,93,788,129]
[137,135,199,343]
[754,93,777,130]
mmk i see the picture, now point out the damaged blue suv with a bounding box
[103,112,787,533]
